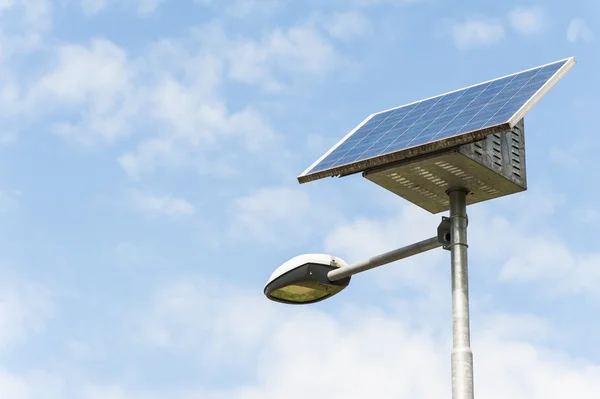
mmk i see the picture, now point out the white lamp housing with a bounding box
[264,254,351,305]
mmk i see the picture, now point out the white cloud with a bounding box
[137,0,165,16]
[452,17,505,50]
[221,312,449,399]
[81,0,106,15]
[147,73,274,149]
[324,204,435,261]
[67,339,104,360]
[224,0,281,18]
[567,18,594,43]
[92,30,285,178]
[549,145,582,168]
[478,313,553,342]
[231,186,339,243]
[118,103,276,179]
[126,189,196,218]
[218,23,339,90]
[130,275,600,399]
[325,11,372,40]
[79,0,167,16]
[0,370,66,399]
[508,6,546,36]
[499,237,600,297]
[3,13,350,180]
[323,203,445,296]
[3,241,598,399]
[474,336,600,399]
[134,276,278,373]
[460,190,600,299]
[491,186,564,225]
[28,38,137,144]
[0,371,29,399]
[4,3,600,399]
[234,187,309,229]
[354,0,420,6]
[0,0,52,57]
[16,0,51,31]
[0,0,14,13]
[118,139,180,180]
[0,275,54,351]
[5,32,278,176]
[324,184,600,302]
[33,40,127,103]
[0,190,20,213]
[82,384,130,399]
[575,207,600,224]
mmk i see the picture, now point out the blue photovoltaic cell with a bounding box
[306,59,569,175]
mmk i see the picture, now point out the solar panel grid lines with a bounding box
[363,56,571,123]
[299,57,576,184]
[507,57,577,128]
[324,64,553,170]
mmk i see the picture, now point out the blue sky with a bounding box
[1,0,599,397]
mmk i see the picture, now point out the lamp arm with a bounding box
[327,236,441,281]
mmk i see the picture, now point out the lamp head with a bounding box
[264,254,351,305]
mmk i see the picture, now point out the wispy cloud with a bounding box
[567,18,594,43]
[79,0,167,16]
[499,237,600,298]
[29,38,136,144]
[215,22,340,90]
[231,186,339,243]
[323,203,446,296]
[451,8,550,50]
[80,0,107,15]
[461,189,600,299]
[452,17,505,50]
[2,7,365,182]
[126,189,196,218]
[574,207,600,225]
[508,6,547,36]
[325,11,373,40]
[549,145,582,168]
[0,190,20,213]
[0,0,14,13]
[0,0,52,56]
[224,0,281,18]
[126,274,600,398]
[2,1,598,397]
[0,275,54,351]
[136,0,166,16]
[6,33,279,177]
[354,0,421,6]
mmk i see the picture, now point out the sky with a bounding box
[0,0,599,398]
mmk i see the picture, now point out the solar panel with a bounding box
[299,57,576,184]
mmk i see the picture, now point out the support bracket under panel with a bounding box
[363,119,527,214]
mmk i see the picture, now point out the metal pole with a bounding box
[327,237,441,282]
[448,188,474,399]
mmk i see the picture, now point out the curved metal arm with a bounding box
[327,237,442,281]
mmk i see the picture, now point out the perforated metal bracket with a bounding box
[437,216,452,251]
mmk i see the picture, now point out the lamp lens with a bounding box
[269,283,330,303]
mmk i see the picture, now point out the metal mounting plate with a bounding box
[363,120,527,214]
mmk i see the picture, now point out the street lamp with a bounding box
[264,254,351,304]
[264,57,575,399]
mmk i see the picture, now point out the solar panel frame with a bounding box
[298,57,576,184]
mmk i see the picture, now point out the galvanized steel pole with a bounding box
[448,188,474,399]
